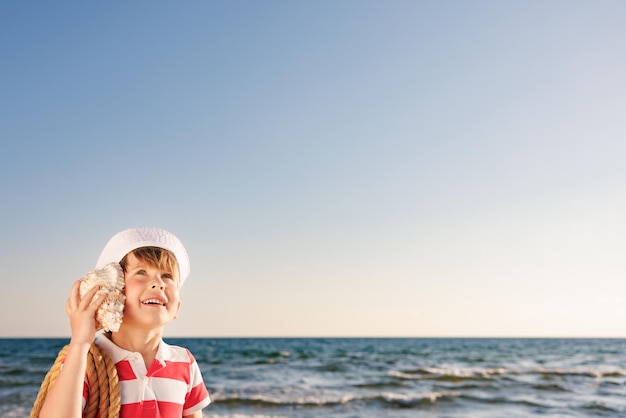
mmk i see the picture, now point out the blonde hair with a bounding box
[119,247,179,282]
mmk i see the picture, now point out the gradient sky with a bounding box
[1,1,625,338]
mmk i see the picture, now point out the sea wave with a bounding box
[388,366,626,381]
[536,368,626,378]
[376,391,460,407]
[388,367,506,381]
[582,401,619,413]
[214,394,355,407]
[458,393,552,409]
[0,405,34,418]
[212,391,460,409]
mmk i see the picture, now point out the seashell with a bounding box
[79,262,125,332]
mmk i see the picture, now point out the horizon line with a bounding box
[2,335,626,339]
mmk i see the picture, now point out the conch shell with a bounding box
[79,262,125,332]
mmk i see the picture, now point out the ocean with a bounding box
[2,338,626,417]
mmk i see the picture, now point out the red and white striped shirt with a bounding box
[88,332,211,417]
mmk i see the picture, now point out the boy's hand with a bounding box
[66,280,107,345]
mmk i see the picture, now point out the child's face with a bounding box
[121,252,181,329]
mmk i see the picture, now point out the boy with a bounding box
[39,227,211,418]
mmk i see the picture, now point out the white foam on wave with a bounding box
[425,366,507,377]
[536,367,626,378]
[213,392,355,406]
[380,391,460,404]
[388,367,506,380]
[212,389,461,407]
[388,365,626,381]
[387,370,426,380]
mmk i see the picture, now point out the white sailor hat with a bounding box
[95,227,190,286]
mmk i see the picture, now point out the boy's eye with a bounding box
[162,274,173,280]
[137,270,147,275]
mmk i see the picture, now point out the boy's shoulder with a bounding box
[159,339,196,363]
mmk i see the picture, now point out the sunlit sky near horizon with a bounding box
[1,1,625,338]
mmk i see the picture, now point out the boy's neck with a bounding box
[110,327,164,368]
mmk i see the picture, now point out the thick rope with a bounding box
[30,343,120,418]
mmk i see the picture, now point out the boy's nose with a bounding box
[151,275,165,289]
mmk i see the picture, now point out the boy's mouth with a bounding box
[142,298,167,306]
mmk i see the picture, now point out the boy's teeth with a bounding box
[143,299,164,305]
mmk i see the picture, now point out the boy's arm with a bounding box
[39,281,106,418]
[184,411,204,418]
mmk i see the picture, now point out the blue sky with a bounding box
[2,1,625,337]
